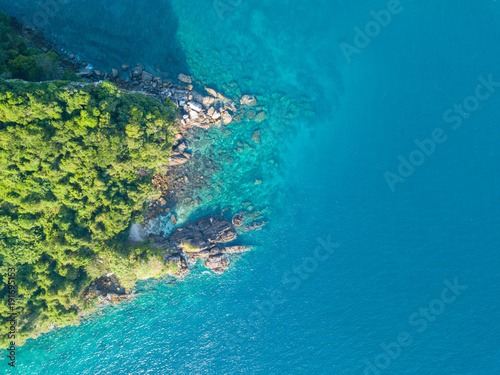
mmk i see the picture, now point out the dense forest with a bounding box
[0,13,179,347]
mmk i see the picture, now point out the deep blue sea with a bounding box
[2,0,500,374]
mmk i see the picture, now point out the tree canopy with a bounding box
[0,79,177,347]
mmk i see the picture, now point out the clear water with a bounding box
[3,0,500,374]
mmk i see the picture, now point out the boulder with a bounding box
[121,65,129,71]
[77,68,93,77]
[169,153,190,166]
[205,254,229,274]
[255,112,268,123]
[188,101,203,112]
[222,111,233,125]
[178,73,192,83]
[205,87,218,97]
[252,130,261,143]
[232,213,245,226]
[170,214,177,226]
[203,96,215,107]
[111,68,119,78]
[240,95,257,106]
[211,110,221,120]
[130,66,143,78]
[141,71,153,82]
[176,141,188,153]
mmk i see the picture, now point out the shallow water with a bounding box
[2,0,500,374]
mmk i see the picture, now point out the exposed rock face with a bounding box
[169,153,190,166]
[149,216,248,275]
[84,274,129,304]
[204,254,229,274]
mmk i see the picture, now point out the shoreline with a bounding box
[0,13,270,344]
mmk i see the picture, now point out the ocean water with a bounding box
[2,0,500,374]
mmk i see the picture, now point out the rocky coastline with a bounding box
[14,26,270,286]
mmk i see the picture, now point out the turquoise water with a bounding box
[3,0,500,373]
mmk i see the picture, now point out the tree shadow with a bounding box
[6,0,190,78]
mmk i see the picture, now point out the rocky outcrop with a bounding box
[150,215,248,275]
[84,274,130,304]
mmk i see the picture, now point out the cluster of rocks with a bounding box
[83,273,130,304]
[160,79,267,132]
[150,215,248,274]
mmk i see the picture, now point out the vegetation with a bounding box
[0,13,61,81]
[0,78,177,347]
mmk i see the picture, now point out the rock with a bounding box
[176,141,188,153]
[69,54,76,60]
[222,111,233,125]
[165,254,181,263]
[203,96,215,107]
[170,214,177,226]
[205,87,218,97]
[121,65,129,71]
[41,47,48,53]
[252,130,261,143]
[111,68,118,78]
[174,133,183,141]
[255,112,268,123]
[220,246,248,254]
[178,73,192,83]
[188,101,203,112]
[77,68,93,77]
[186,85,193,91]
[94,70,102,77]
[240,95,257,106]
[232,213,245,226]
[170,153,190,166]
[189,110,199,120]
[211,110,221,120]
[89,274,127,296]
[141,71,153,82]
[205,254,229,273]
[130,66,143,78]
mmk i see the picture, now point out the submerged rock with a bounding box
[240,95,257,106]
[178,73,192,83]
[255,111,268,123]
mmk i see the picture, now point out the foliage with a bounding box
[0,79,177,347]
[87,242,179,290]
[0,12,61,81]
